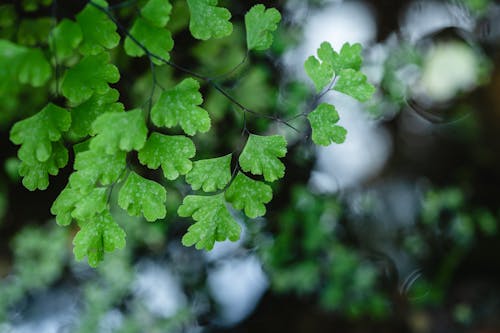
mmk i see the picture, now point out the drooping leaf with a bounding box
[151,78,210,135]
[245,4,281,51]
[61,52,120,105]
[138,133,195,180]
[90,109,148,154]
[178,194,240,250]
[73,210,126,267]
[76,0,120,55]
[51,185,107,226]
[69,88,124,140]
[49,19,82,60]
[124,17,173,65]
[10,103,70,164]
[118,172,167,222]
[307,103,347,146]
[72,148,127,189]
[186,154,232,192]
[333,68,375,102]
[225,172,272,218]
[187,0,232,40]
[304,42,335,92]
[141,0,172,27]
[18,141,68,191]
[239,134,287,182]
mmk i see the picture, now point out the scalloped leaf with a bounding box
[49,19,83,60]
[124,17,173,65]
[186,154,232,192]
[61,53,120,105]
[138,133,196,180]
[239,134,287,182]
[304,42,335,92]
[225,172,272,218]
[141,0,172,27]
[18,141,68,191]
[73,210,126,267]
[118,172,167,222]
[333,68,375,102]
[307,103,347,146]
[178,194,241,250]
[76,0,120,55]
[151,78,210,135]
[69,88,124,140]
[187,0,232,40]
[245,4,281,51]
[51,185,107,226]
[90,109,148,154]
[10,103,70,165]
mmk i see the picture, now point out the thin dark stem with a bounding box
[88,0,300,133]
[212,50,249,80]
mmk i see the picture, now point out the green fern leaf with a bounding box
[333,68,375,102]
[124,17,173,65]
[73,210,126,267]
[178,194,241,250]
[90,109,148,154]
[151,78,210,135]
[51,185,107,226]
[307,103,347,146]
[187,0,232,40]
[18,48,52,87]
[239,134,287,182]
[10,103,70,165]
[331,42,363,72]
[118,172,167,222]
[49,19,82,60]
[18,141,68,191]
[225,172,272,218]
[69,88,124,140]
[138,133,196,180]
[245,4,281,51]
[72,148,126,189]
[141,0,172,27]
[76,0,120,55]
[61,52,120,105]
[186,154,232,192]
[304,42,335,92]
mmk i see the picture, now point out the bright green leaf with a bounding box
[90,109,148,154]
[10,103,70,164]
[73,210,126,267]
[49,19,83,60]
[51,185,107,226]
[187,0,232,40]
[141,0,172,27]
[138,133,195,180]
[72,148,126,189]
[245,4,281,51]
[178,194,241,250]
[118,172,167,222]
[76,0,120,55]
[61,52,120,105]
[225,172,272,218]
[18,48,52,87]
[124,17,173,65]
[307,103,347,146]
[304,42,335,92]
[18,141,68,191]
[334,68,375,102]
[186,154,232,192]
[331,42,362,72]
[69,88,124,140]
[151,78,210,135]
[239,134,287,182]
